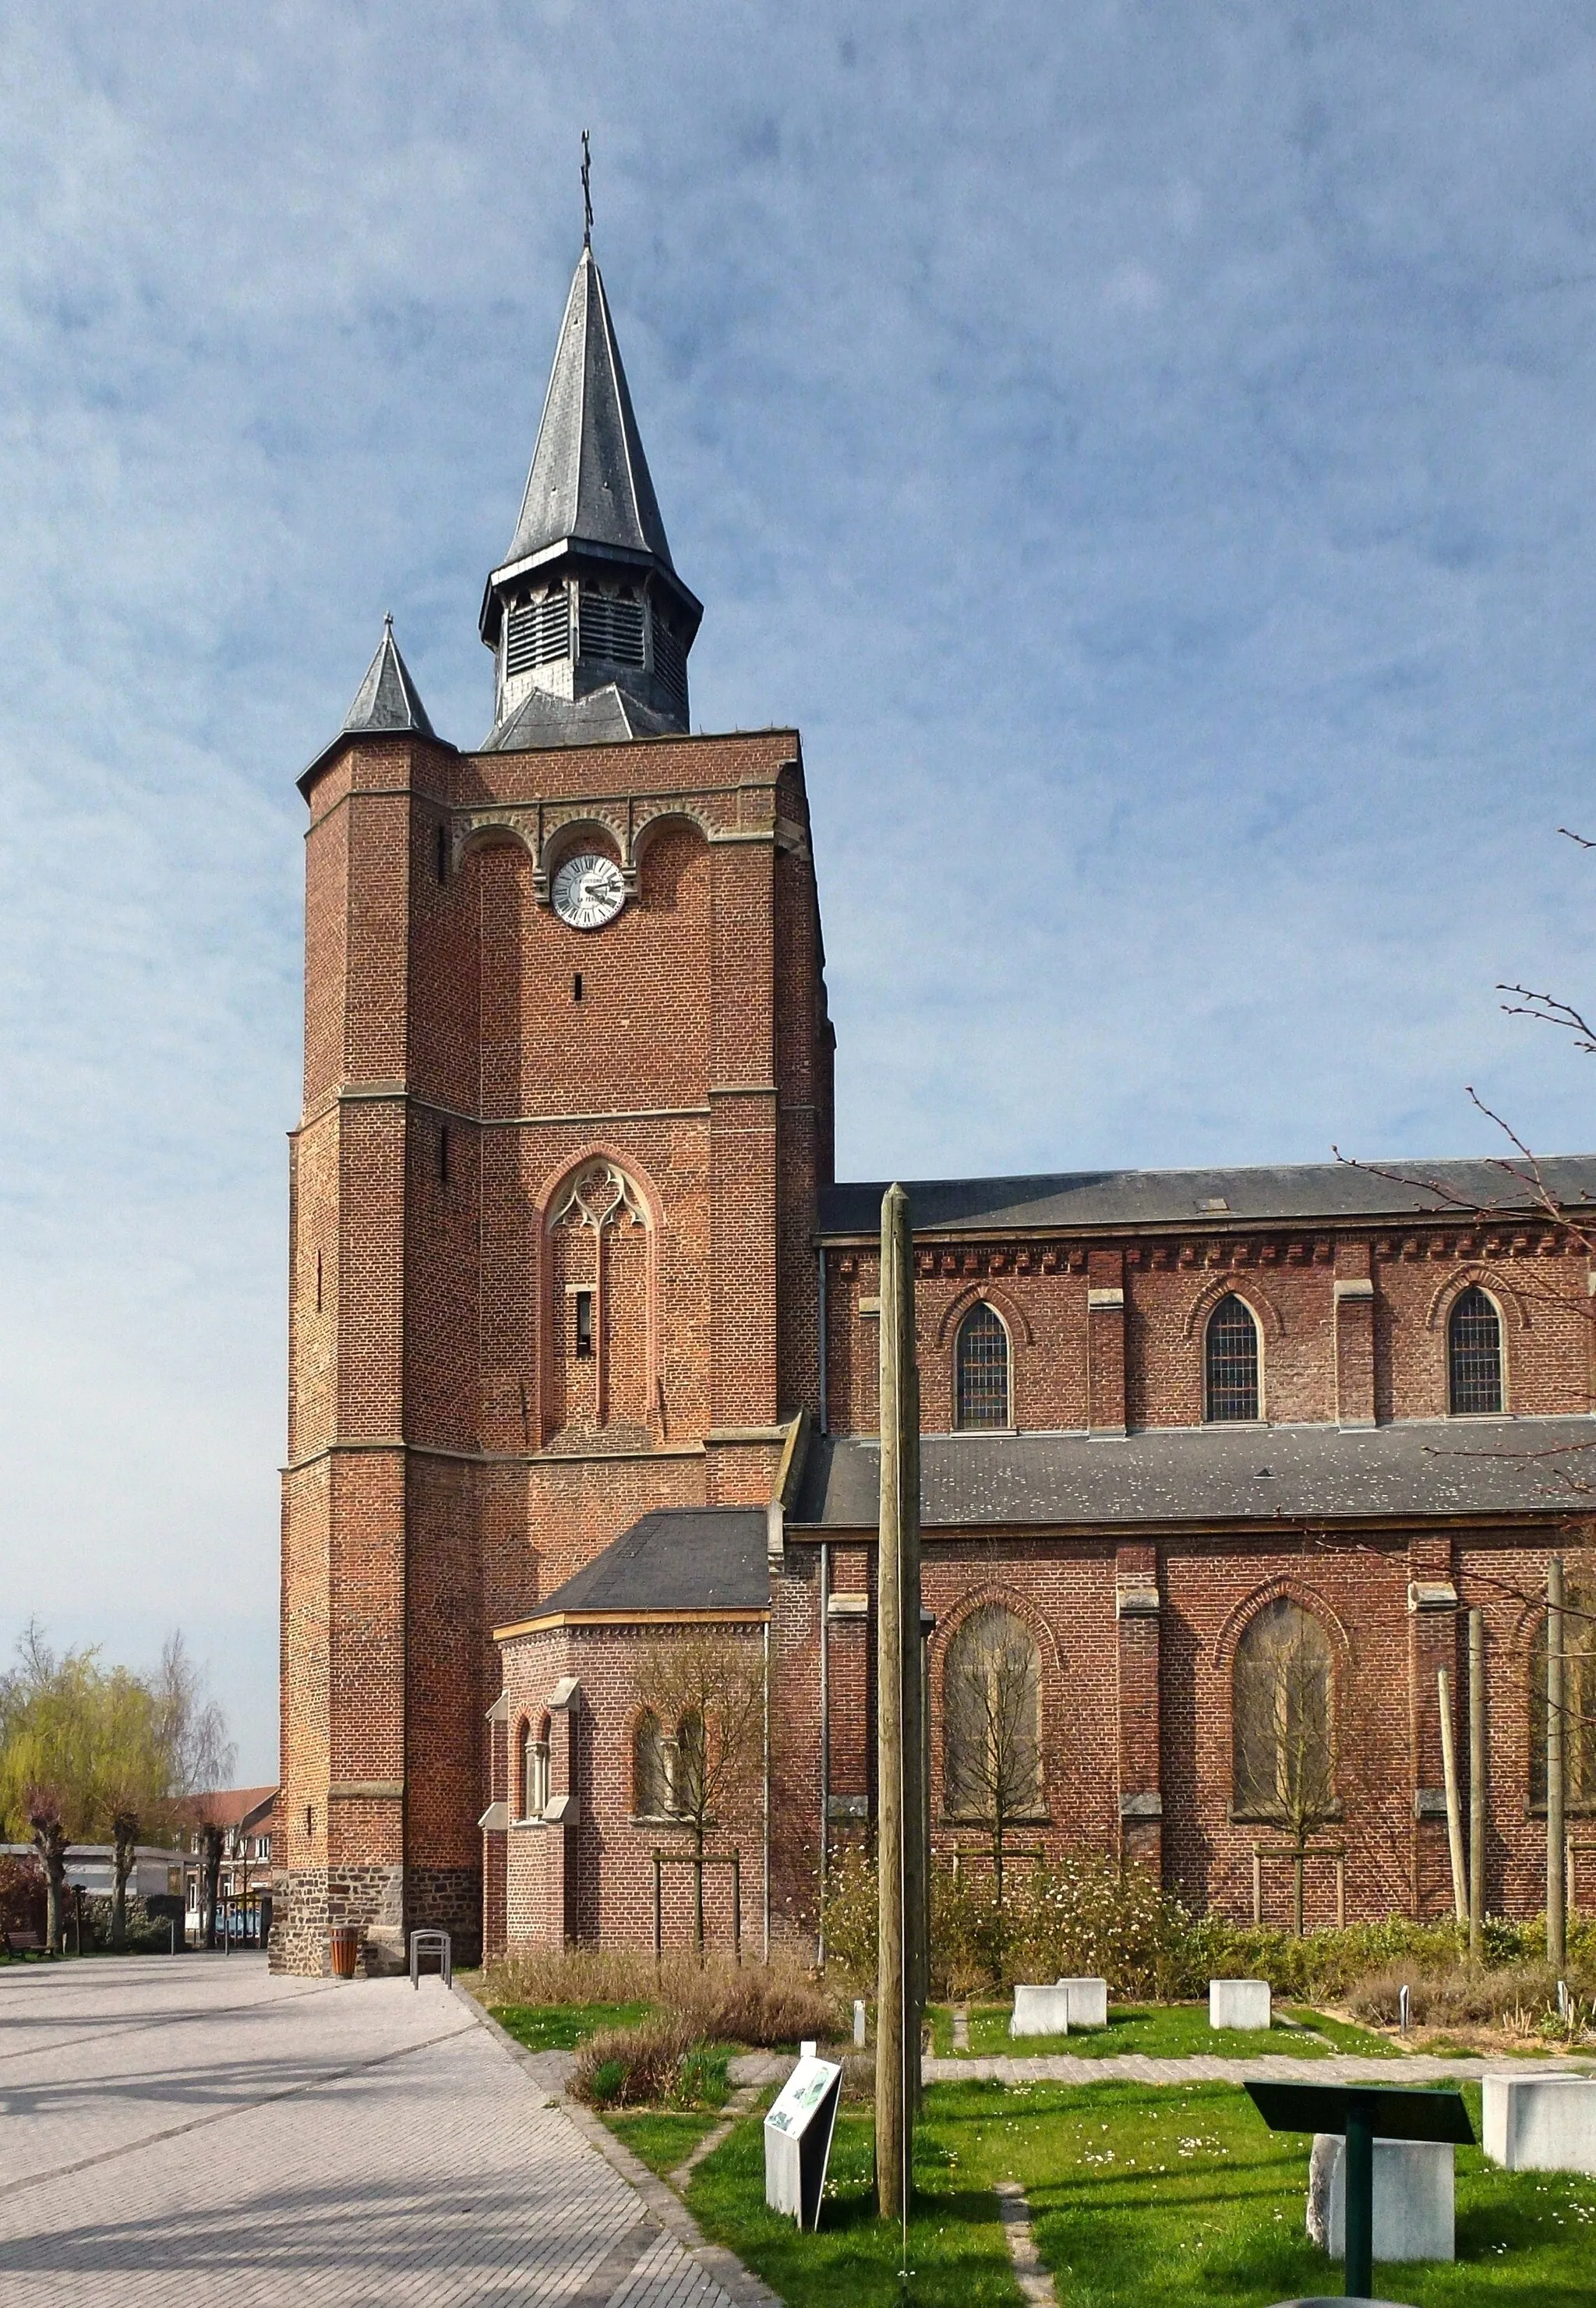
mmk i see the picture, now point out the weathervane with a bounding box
[581,129,593,247]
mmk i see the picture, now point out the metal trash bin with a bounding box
[330,1924,361,1979]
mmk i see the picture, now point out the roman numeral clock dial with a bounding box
[551,852,626,929]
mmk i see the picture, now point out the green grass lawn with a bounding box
[932,2000,1390,2060]
[604,2108,729,2178]
[684,2077,1596,2306]
[491,1999,652,2051]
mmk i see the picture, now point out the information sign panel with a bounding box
[764,2056,842,2231]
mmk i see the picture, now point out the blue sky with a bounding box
[3,4,1596,1781]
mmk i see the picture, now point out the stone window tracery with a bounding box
[549,1160,648,1235]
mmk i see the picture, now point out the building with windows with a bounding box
[274,221,1596,1975]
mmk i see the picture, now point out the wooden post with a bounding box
[1548,1556,1566,1970]
[875,1183,922,2225]
[1467,1608,1485,1961]
[1438,1668,1467,1926]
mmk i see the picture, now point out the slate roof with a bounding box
[481,677,683,755]
[299,617,440,793]
[500,244,675,574]
[526,1507,770,1619]
[792,1419,1596,1532]
[817,1157,1596,1239]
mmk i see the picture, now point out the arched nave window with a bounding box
[1206,1294,1260,1423]
[955,1304,1010,1430]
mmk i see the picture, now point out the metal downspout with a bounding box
[818,1539,830,1964]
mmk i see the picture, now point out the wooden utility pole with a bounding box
[1467,1608,1485,1961]
[875,1182,923,2228]
[1438,1668,1467,1927]
[1548,1556,1566,1970]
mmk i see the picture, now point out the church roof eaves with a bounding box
[793,1416,1596,1533]
[495,1506,769,1637]
[816,1155,1596,1240]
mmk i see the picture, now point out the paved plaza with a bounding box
[0,1955,758,2307]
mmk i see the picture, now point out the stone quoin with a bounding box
[273,217,1596,1976]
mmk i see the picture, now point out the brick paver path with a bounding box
[0,1955,760,2307]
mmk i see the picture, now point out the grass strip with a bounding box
[489,1999,652,2051]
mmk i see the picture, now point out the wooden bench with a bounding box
[2,1930,51,1960]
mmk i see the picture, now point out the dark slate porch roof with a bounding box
[817,1156,1596,1239]
[528,1506,769,1619]
[791,1418,1596,1532]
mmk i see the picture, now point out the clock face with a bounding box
[552,852,626,930]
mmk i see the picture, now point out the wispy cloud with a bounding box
[2,4,1595,1769]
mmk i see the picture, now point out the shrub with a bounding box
[0,1852,46,1939]
[479,1942,837,2047]
[570,2013,727,2108]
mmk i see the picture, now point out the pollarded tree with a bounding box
[634,1629,764,1957]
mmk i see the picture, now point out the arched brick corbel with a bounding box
[1181,1274,1284,1341]
[933,1280,1036,1350]
[1209,1577,1351,1676]
[1425,1265,1530,1331]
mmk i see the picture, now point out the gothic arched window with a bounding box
[1449,1285,1503,1416]
[955,1304,1011,1430]
[942,1604,1042,1823]
[1206,1294,1260,1423]
[1233,1598,1335,1823]
[1531,1587,1596,1811]
[633,1709,669,1818]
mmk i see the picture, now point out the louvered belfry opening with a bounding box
[505,587,571,678]
[579,588,646,667]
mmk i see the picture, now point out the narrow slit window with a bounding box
[573,972,583,1002]
[436,823,448,883]
[574,1290,595,1359]
[439,1126,450,1186]
[315,1249,323,1313]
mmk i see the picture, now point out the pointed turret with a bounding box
[298,617,440,796]
[343,615,436,738]
[479,242,701,751]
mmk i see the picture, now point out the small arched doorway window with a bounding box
[514,1718,531,1819]
[1531,1586,1596,1811]
[955,1304,1011,1429]
[1449,1285,1503,1416]
[1233,1598,1335,1823]
[1206,1294,1260,1422]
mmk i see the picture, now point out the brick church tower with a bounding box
[275,227,833,1971]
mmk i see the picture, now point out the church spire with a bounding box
[478,178,701,751]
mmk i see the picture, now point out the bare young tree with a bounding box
[1234,1599,1339,1935]
[634,1628,764,1957]
[942,1603,1042,1904]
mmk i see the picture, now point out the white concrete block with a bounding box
[1306,2133,1454,2264]
[1011,1983,1072,2036]
[1482,2073,1596,2174]
[1209,1978,1271,2031]
[1054,1977,1109,2027]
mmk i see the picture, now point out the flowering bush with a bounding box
[0,1851,45,1939]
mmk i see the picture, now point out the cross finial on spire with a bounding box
[581,129,593,247]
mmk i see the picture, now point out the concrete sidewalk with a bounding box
[0,1955,759,2307]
